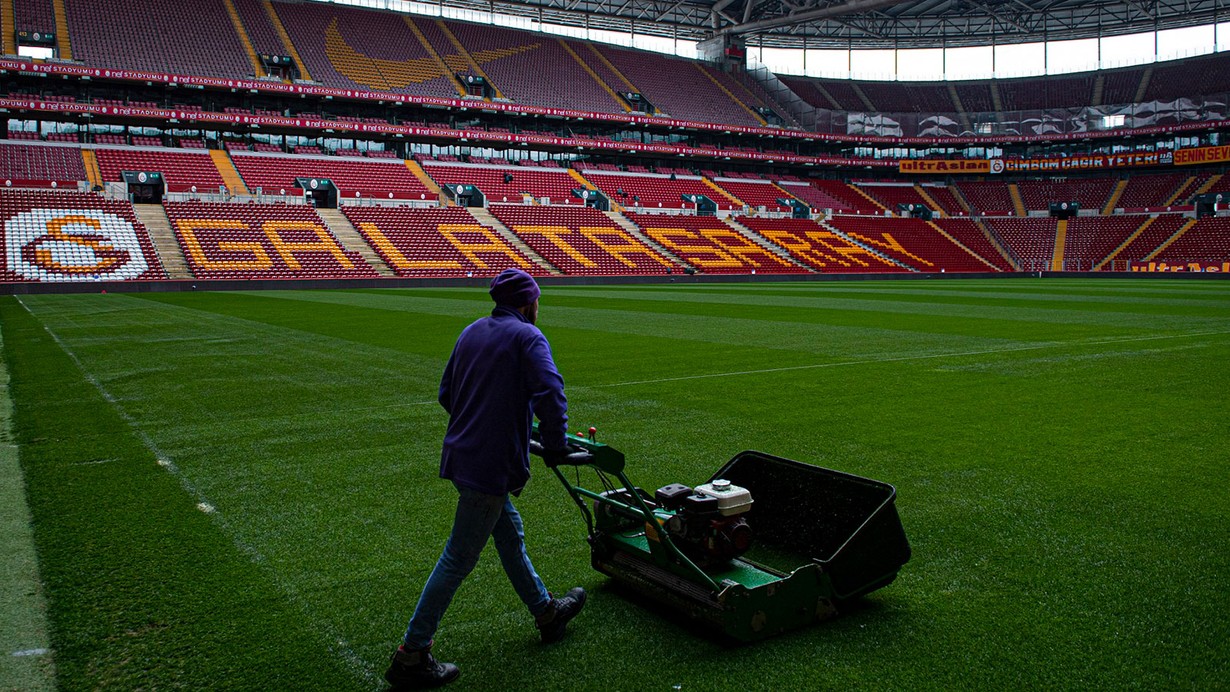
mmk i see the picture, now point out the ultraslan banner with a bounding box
[1130,261,1230,272]
[898,160,993,174]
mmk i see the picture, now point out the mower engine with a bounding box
[656,480,753,567]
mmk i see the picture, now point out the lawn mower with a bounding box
[530,426,911,642]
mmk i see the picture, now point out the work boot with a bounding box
[384,642,459,689]
[535,587,587,644]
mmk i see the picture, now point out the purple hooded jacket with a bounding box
[438,305,568,495]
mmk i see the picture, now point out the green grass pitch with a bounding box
[2,278,1228,690]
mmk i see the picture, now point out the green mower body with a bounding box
[532,428,910,642]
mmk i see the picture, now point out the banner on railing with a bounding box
[0,97,902,168]
[898,160,992,174]
[1,58,1223,148]
[1173,145,1230,166]
[1003,151,1172,172]
[1130,261,1229,272]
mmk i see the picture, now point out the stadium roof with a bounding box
[429,0,1228,50]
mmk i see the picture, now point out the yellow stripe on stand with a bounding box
[51,0,72,59]
[264,0,311,82]
[1051,219,1067,271]
[1009,184,1027,217]
[1143,219,1198,261]
[222,0,264,77]
[81,149,102,188]
[209,149,250,195]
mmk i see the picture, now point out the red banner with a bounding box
[1003,151,1172,172]
[0,97,900,168]
[0,58,1221,148]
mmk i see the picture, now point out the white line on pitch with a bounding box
[591,329,1230,388]
[14,296,379,687]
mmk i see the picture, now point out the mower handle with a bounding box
[529,439,594,466]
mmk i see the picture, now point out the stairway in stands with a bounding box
[723,217,810,270]
[466,207,558,274]
[131,204,192,279]
[210,150,249,195]
[604,210,690,269]
[221,0,264,77]
[1,0,16,55]
[315,208,396,277]
[51,0,72,59]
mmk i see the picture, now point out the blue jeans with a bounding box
[403,482,552,649]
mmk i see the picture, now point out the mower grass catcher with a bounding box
[530,426,911,642]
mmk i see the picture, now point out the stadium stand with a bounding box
[1062,216,1147,270]
[1015,178,1116,212]
[776,76,829,110]
[0,1,1224,286]
[422,161,579,205]
[856,81,955,114]
[825,216,995,272]
[582,170,738,212]
[1100,67,1147,106]
[724,70,795,126]
[814,80,865,111]
[164,200,379,279]
[442,19,624,114]
[955,181,1019,216]
[997,74,1095,111]
[14,0,55,34]
[932,218,1013,271]
[340,205,541,277]
[810,180,884,214]
[710,178,795,213]
[490,205,678,275]
[771,180,865,214]
[64,0,252,78]
[854,183,934,214]
[0,189,167,282]
[697,62,783,124]
[984,217,1058,270]
[270,1,458,97]
[1151,216,1230,263]
[93,147,227,193]
[594,44,764,127]
[1105,214,1192,267]
[1143,51,1230,102]
[920,185,967,216]
[231,0,286,58]
[737,216,904,273]
[1113,173,1190,210]
[954,83,995,113]
[0,142,86,185]
[625,212,808,274]
[229,153,434,200]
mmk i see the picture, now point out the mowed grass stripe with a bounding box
[0,321,54,691]
[13,293,464,597]
[6,280,1229,690]
[10,292,557,680]
[0,296,367,690]
[634,283,1230,312]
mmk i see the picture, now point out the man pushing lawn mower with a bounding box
[385,268,586,690]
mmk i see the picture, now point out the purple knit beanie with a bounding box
[489,268,541,307]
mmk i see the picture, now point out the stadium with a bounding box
[0,0,1227,689]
